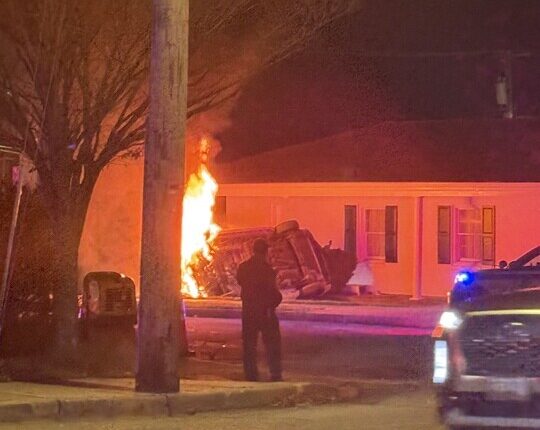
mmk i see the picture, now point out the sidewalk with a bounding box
[0,378,362,423]
[185,296,446,329]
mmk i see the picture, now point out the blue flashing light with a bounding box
[454,271,474,285]
[451,271,479,304]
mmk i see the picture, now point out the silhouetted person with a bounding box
[236,238,282,381]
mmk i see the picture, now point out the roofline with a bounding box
[215,117,540,166]
[218,182,540,197]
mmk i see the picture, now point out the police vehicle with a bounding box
[433,246,540,429]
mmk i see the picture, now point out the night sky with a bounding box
[216,0,540,161]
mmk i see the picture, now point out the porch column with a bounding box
[411,196,424,300]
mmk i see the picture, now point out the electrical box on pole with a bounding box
[496,51,514,119]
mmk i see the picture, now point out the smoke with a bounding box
[186,108,233,173]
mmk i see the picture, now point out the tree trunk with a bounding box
[49,212,86,362]
[136,0,188,393]
[44,170,97,363]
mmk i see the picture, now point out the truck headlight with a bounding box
[433,340,448,384]
[439,310,462,330]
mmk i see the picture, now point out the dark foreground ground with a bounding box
[0,388,443,430]
[1,315,440,428]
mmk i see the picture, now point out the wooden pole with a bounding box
[136,0,188,393]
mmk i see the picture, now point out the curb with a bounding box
[58,395,169,419]
[0,382,360,423]
[0,400,59,422]
[166,384,302,415]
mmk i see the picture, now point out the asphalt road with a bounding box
[40,315,434,384]
[185,317,434,382]
[0,389,443,430]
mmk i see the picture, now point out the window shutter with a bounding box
[344,205,357,258]
[385,206,398,263]
[437,206,451,264]
[481,207,496,265]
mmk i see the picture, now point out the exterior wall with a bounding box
[420,192,540,296]
[79,160,143,290]
[78,158,540,298]
[218,182,540,297]
[493,193,540,260]
[224,195,416,295]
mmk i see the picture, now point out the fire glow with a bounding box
[181,138,221,298]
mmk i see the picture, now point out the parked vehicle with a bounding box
[0,271,137,357]
[433,246,540,429]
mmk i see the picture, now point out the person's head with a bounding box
[253,238,269,257]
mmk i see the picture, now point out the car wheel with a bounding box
[275,220,300,235]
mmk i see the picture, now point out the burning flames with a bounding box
[181,138,221,298]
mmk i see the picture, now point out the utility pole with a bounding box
[136,0,188,393]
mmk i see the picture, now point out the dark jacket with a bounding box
[236,255,282,316]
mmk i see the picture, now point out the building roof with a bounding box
[213,119,540,183]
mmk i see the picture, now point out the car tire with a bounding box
[275,220,300,235]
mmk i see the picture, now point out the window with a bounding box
[437,206,452,264]
[457,209,481,261]
[385,206,398,263]
[481,207,495,265]
[365,208,385,259]
[440,206,496,264]
[365,207,399,261]
[525,254,540,268]
[344,205,357,258]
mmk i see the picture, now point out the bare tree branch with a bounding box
[0,0,360,351]
[187,0,362,118]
